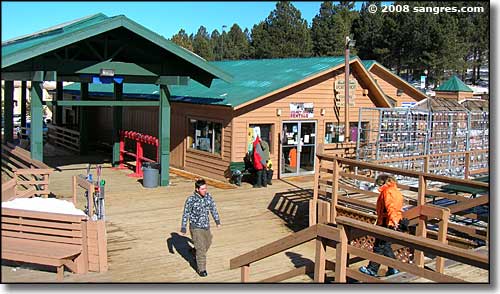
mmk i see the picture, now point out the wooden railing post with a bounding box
[310,155,321,226]
[330,159,339,224]
[72,176,77,205]
[424,155,429,173]
[335,225,348,283]
[314,237,327,283]
[436,209,450,273]
[241,265,250,282]
[415,175,428,267]
[464,151,471,179]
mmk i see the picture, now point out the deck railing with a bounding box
[229,219,488,283]
[310,150,489,245]
[47,124,80,153]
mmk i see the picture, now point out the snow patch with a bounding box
[2,197,87,216]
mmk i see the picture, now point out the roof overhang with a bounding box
[369,63,427,101]
[2,15,232,87]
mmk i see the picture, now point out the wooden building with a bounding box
[434,75,474,101]
[62,57,426,182]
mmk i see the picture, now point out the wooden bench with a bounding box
[1,208,88,281]
[229,161,254,186]
[1,142,53,200]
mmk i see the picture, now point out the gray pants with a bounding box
[190,227,213,272]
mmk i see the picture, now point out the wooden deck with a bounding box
[1,151,489,283]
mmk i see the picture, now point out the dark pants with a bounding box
[254,169,266,187]
[266,169,273,184]
[366,238,396,273]
[190,227,213,272]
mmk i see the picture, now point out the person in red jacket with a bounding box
[252,136,266,188]
[359,174,403,277]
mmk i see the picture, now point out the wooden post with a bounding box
[158,84,171,186]
[418,175,427,206]
[318,200,331,224]
[310,155,321,226]
[335,225,348,283]
[314,237,326,283]
[21,81,27,130]
[241,265,250,282]
[55,81,63,125]
[72,176,77,205]
[436,209,450,273]
[330,159,339,224]
[464,152,471,179]
[414,215,427,267]
[112,82,123,167]
[97,220,108,271]
[30,77,44,162]
[3,80,14,144]
[423,155,429,173]
[76,219,89,274]
[79,83,89,155]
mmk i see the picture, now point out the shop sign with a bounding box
[290,102,314,118]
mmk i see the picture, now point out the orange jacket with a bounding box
[376,182,403,227]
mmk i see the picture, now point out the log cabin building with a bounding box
[61,56,427,182]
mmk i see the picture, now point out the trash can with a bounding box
[142,162,160,188]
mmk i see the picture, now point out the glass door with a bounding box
[280,121,316,177]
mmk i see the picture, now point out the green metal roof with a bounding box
[64,56,349,107]
[435,75,473,92]
[362,60,376,70]
[2,13,232,85]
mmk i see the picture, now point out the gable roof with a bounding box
[2,13,232,86]
[63,56,391,108]
[435,75,473,92]
[362,60,427,101]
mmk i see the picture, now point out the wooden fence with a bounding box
[47,124,80,153]
[229,220,488,283]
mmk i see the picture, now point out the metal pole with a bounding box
[344,36,350,142]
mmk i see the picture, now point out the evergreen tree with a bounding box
[352,2,389,62]
[192,26,214,60]
[311,1,359,56]
[210,29,223,61]
[251,1,313,58]
[224,24,252,60]
[170,29,193,51]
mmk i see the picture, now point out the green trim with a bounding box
[55,100,159,107]
[76,60,157,76]
[112,83,123,167]
[158,85,171,186]
[30,82,44,162]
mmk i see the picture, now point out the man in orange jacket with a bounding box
[359,174,403,277]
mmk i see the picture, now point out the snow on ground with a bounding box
[2,197,87,216]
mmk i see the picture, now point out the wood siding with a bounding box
[170,103,233,181]
[369,66,423,106]
[233,70,380,178]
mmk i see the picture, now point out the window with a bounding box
[249,124,273,152]
[325,122,369,143]
[188,118,222,155]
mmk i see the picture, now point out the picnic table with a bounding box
[441,176,489,198]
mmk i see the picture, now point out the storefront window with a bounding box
[249,124,273,152]
[188,118,222,155]
[325,122,369,143]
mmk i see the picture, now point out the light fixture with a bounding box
[320,108,326,116]
[100,68,115,77]
[276,109,282,116]
[363,89,369,96]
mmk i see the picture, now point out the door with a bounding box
[280,121,316,177]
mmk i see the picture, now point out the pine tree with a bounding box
[192,26,214,61]
[170,29,193,51]
[251,1,313,58]
[224,24,252,60]
[210,29,223,61]
[311,1,359,56]
[352,2,389,61]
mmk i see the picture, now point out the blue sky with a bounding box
[1,1,366,42]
